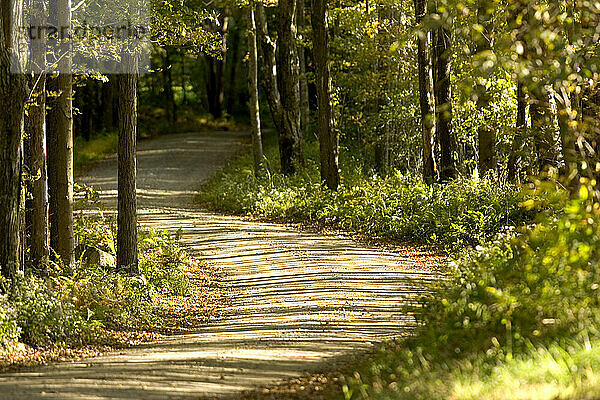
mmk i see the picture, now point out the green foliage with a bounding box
[0,284,20,345]
[74,132,118,170]
[339,186,600,399]
[199,139,546,250]
[0,212,192,348]
[11,276,96,347]
[70,213,191,330]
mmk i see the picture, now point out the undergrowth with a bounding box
[339,182,600,399]
[74,131,118,170]
[0,188,193,348]
[199,137,555,250]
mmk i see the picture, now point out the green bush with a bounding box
[12,275,95,347]
[0,211,193,348]
[340,183,600,399]
[199,140,550,250]
[74,132,118,170]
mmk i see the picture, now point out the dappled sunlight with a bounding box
[1,132,444,398]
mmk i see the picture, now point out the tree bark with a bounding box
[206,12,229,119]
[225,24,240,115]
[25,0,50,267]
[256,3,284,136]
[47,0,74,265]
[296,0,310,135]
[507,82,527,181]
[0,0,27,278]
[312,0,339,189]
[117,53,139,274]
[434,27,456,181]
[101,75,115,130]
[415,0,436,181]
[246,6,263,174]
[277,0,304,174]
[475,5,496,177]
[163,48,176,123]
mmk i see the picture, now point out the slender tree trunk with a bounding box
[529,93,546,173]
[296,0,310,135]
[25,0,49,267]
[312,0,339,189]
[206,12,229,119]
[47,0,74,265]
[181,56,187,106]
[0,0,27,278]
[163,47,176,124]
[277,0,304,174]
[256,4,284,135]
[225,25,240,115]
[507,82,527,181]
[434,26,456,181]
[246,6,263,174]
[415,0,436,181]
[475,5,496,177]
[117,53,138,274]
[101,75,115,130]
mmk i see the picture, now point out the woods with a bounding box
[1,0,600,397]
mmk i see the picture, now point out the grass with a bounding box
[74,131,118,172]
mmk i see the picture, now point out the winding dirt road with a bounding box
[0,132,440,399]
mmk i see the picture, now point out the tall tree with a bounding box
[434,26,456,181]
[415,0,436,181]
[47,0,74,264]
[116,52,139,274]
[255,4,284,140]
[0,0,27,277]
[475,3,496,176]
[246,5,263,174]
[206,10,229,119]
[507,82,527,181]
[25,0,50,267]
[312,0,339,189]
[163,47,177,123]
[296,0,310,135]
[277,0,304,174]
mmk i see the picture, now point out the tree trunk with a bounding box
[415,0,436,181]
[246,6,263,174]
[101,75,115,130]
[0,1,27,277]
[507,82,527,181]
[47,0,74,265]
[255,4,285,136]
[117,53,139,274]
[297,0,310,135]
[25,0,50,267]
[163,47,176,123]
[225,24,240,115]
[277,0,304,174]
[475,5,496,177]
[206,12,229,119]
[312,0,339,190]
[434,27,456,182]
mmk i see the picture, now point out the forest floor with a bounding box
[0,131,444,399]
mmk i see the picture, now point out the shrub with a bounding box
[340,183,600,399]
[199,141,552,250]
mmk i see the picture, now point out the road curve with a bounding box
[0,131,441,399]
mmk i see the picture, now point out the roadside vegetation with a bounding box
[200,134,559,251]
[0,188,217,367]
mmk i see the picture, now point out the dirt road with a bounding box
[0,132,439,399]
